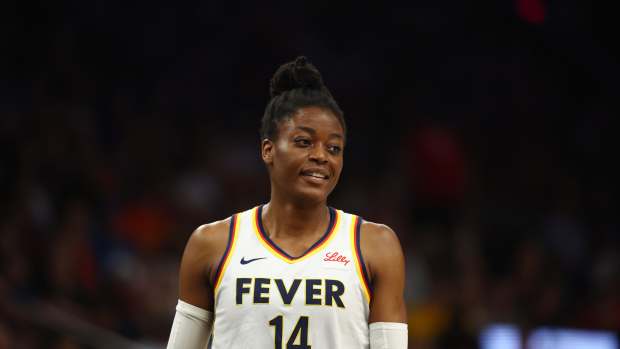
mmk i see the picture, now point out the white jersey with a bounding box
[211,205,372,349]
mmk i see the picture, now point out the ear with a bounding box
[261,138,274,165]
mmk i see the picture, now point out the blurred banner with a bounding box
[481,324,618,349]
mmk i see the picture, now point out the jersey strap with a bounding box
[213,214,240,293]
[351,216,372,303]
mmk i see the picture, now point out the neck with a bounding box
[262,194,329,239]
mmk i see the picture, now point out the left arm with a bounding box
[360,221,408,348]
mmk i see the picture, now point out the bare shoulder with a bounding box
[187,218,231,252]
[358,220,405,280]
[359,220,402,251]
[178,217,232,309]
[359,221,407,323]
[182,218,232,280]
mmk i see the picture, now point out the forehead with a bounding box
[278,107,344,137]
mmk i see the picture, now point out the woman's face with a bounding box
[262,106,345,205]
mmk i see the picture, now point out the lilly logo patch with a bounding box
[323,251,350,266]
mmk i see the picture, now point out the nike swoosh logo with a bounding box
[240,257,266,265]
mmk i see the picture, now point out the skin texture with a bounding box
[177,106,407,324]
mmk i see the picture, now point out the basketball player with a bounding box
[167,57,407,348]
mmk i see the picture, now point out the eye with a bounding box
[294,137,311,147]
[328,145,342,155]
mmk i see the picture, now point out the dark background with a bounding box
[1,1,618,348]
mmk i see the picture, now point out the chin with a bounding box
[292,186,331,206]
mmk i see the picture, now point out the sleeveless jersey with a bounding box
[210,205,372,349]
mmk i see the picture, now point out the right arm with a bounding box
[167,219,231,349]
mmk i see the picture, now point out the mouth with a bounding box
[300,169,330,181]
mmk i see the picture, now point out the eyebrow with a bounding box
[295,126,343,139]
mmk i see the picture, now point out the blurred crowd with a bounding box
[1,1,619,348]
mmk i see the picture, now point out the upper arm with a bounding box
[360,221,407,323]
[178,218,230,311]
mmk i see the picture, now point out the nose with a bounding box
[309,143,328,164]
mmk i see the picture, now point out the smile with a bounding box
[300,170,330,180]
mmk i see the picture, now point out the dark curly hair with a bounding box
[260,56,346,141]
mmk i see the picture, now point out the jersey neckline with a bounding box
[253,205,339,263]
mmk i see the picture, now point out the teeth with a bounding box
[305,172,327,179]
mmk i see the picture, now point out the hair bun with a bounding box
[270,56,324,98]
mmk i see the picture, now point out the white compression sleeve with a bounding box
[369,322,408,349]
[166,300,214,349]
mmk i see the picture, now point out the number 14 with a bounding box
[268,315,311,349]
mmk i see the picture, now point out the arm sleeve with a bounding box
[369,322,408,349]
[166,300,214,349]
